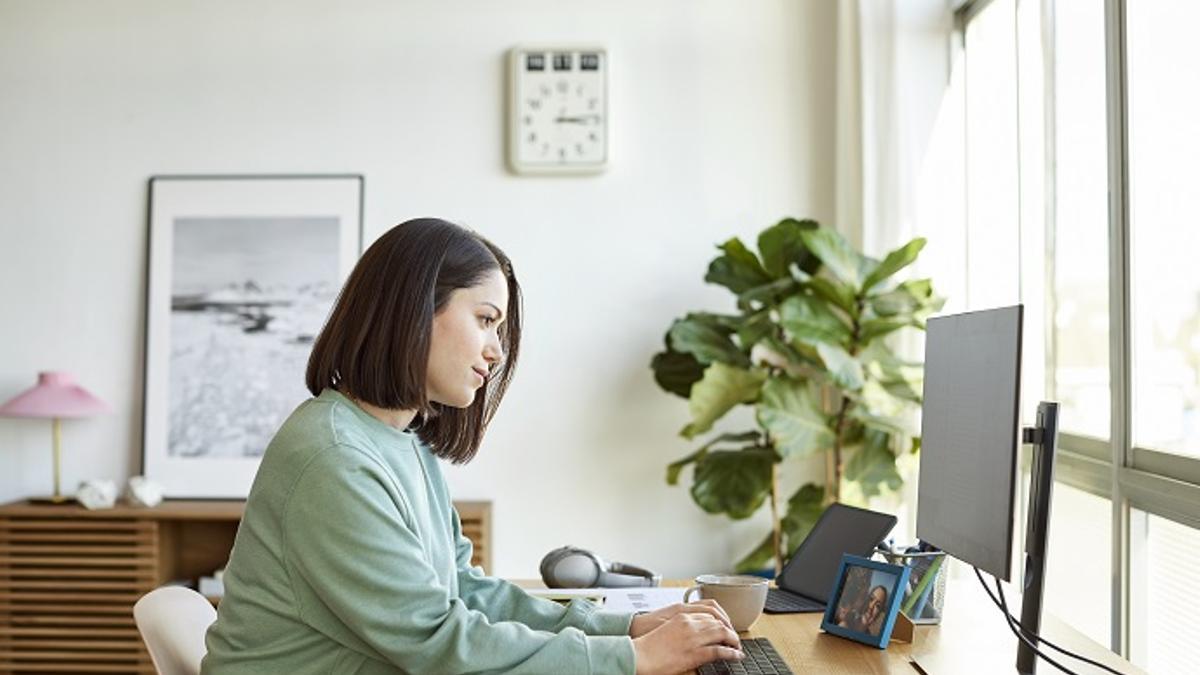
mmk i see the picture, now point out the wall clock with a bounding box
[508,45,608,174]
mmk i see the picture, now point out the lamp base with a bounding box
[28,495,78,505]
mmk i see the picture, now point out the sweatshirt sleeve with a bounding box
[450,506,635,637]
[282,448,635,675]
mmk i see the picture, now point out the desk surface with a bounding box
[522,576,1143,675]
[743,573,1143,675]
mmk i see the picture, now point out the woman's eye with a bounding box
[480,315,496,327]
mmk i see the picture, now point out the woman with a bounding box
[202,218,744,674]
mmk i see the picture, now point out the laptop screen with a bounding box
[777,503,897,602]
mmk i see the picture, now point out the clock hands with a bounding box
[553,114,602,125]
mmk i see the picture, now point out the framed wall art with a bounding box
[142,175,363,498]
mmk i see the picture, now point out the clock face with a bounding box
[508,47,607,174]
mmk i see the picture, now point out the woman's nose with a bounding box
[483,339,504,366]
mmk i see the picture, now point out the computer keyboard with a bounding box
[697,637,793,675]
[763,588,824,613]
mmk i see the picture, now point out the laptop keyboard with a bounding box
[697,637,793,675]
[763,588,824,613]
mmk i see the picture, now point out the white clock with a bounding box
[507,45,608,174]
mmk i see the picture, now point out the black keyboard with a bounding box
[697,637,793,675]
[763,588,824,613]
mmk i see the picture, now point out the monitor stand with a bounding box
[1017,401,1060,674]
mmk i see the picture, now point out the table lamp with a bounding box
[0,372,109,503]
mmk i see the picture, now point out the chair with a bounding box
[133,586,217,675]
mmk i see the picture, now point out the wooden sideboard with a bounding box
[0,499,492,674]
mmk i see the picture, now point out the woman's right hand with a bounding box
[632,613,744,675]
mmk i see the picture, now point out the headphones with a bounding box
[539,546,662,588]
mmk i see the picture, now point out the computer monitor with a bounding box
[916,305,1063,674]
[915,305,1023,581]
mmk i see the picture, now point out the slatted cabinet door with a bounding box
[0,499,491,674]
[456,501,492,573]
[0,514,158,674]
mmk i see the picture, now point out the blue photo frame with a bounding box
[821,554,910,649]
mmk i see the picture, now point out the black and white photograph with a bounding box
[143,175,362,497]
[168,215,340,459]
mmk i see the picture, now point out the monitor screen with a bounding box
[916,305,1023,581]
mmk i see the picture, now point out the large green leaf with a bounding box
[689,449,775,519]
[799,226,874,290]
[861,237,927,293]
[859,379,906,418]
[844,429,903,498]
[868,278,938,317]
[781,483,826,557]
[798,273,858,316]
[736,310,775,353]
[757,218,818,279]
[668,315,749,367]
[861,344,924,397]
[738,277,800,309]
[650,349,705,398]
[779,295,852,348]
[682,363,767,439]
[859,317,913,344]
[705,238,772,294]
[816,343,865,391]
[850,406,916,438]
[665,430,761,484]
[756,377,834,458]
[735,532,778,574]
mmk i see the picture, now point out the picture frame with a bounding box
[142,174,363,498]
[821,554,910,649]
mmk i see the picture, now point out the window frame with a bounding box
[954,0,1200,660]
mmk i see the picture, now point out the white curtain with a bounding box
[833,0,958,539]
[834,0,956,260]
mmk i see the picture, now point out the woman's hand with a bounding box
[628,600,735,638]
[632,613,743,675]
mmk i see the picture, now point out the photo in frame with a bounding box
[142,175,363,498]
[821,554,910,649]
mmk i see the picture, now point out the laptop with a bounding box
[763,503,897,613]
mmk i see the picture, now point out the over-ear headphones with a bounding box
[539,546,662,588]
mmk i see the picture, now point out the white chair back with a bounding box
[133,586,217,675]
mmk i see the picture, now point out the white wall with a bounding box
[0,0,837,578]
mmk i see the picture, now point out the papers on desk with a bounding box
[524,587,686,613]
[603,587,686,613]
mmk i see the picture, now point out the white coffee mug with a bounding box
[683,574,769,632]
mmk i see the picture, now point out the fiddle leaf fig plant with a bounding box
[651,218,943,573]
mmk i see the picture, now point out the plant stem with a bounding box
[831,396,850,502]
[770,461,782,575]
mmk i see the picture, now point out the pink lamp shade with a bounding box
[0,372,110,419]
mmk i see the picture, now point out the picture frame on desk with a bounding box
[821,554,910,649]
[142,174,363,498]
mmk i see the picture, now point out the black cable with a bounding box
[991,575,1124,675]
[973,567,1078,674]
[973,567,1127,675]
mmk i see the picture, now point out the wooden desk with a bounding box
[727,574,1143,675]
[620,578,1143,674]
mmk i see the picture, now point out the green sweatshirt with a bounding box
[201,388,636,674]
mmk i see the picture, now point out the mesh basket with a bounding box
[874,547,947,625]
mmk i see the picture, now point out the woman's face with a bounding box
[427,269,508,408]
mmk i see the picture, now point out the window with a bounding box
[1127,1,1200,460]
[1133,511,1200,672]
[948,0,1200,668]
[1045,484,1111,646]
[1051,0,1109,441]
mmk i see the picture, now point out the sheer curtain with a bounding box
[834,0,956,262]
[833,0,958,539]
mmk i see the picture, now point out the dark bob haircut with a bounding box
[306,218,522,464]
